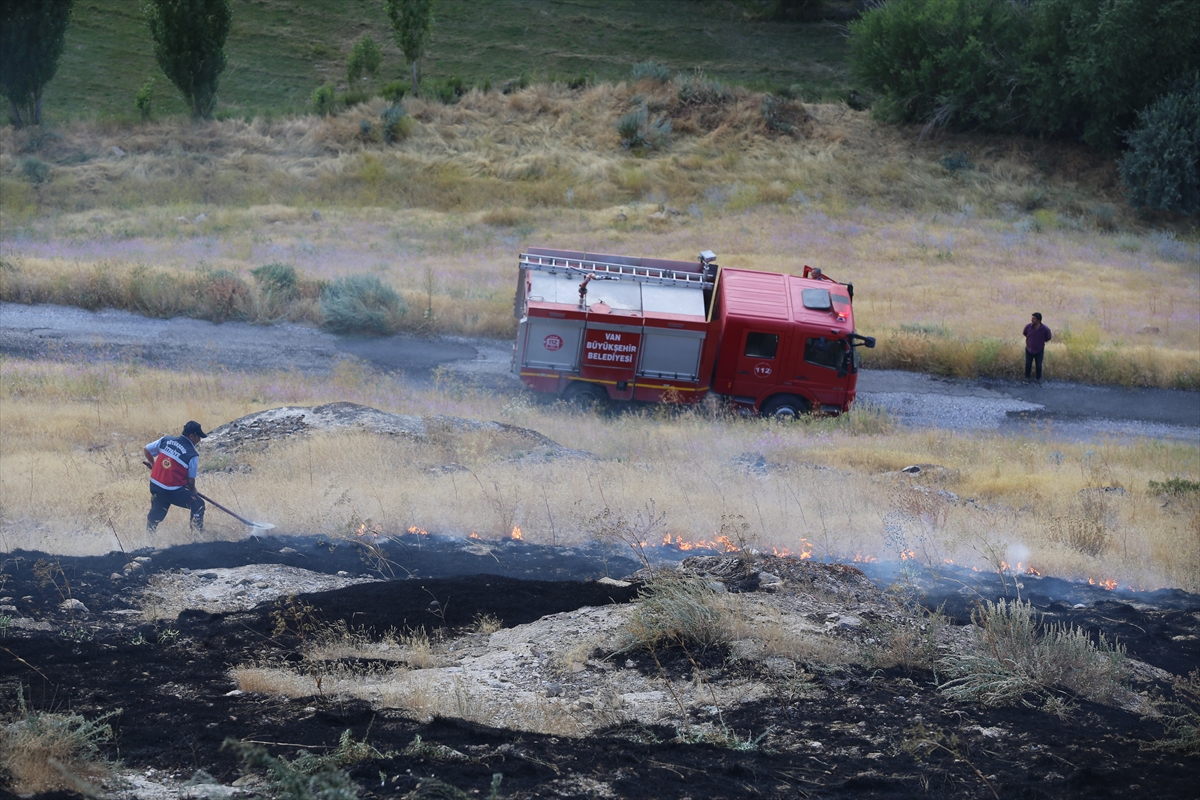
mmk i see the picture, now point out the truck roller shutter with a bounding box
[639,330,703,381]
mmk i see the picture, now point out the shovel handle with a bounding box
[143,459,265,528]
[194,491,261,527]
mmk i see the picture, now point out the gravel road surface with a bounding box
[2,302,1196,441]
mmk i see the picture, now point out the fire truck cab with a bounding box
[512,248,873,416]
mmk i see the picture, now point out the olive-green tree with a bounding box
[0,0,74,127]
[384,0,434,98]
[144,0,232,119]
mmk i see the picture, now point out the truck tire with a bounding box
[563,381,607,409]
[761,394,809,420]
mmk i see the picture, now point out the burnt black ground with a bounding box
[2,538,1198,799]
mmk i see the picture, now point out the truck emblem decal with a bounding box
[754,363,772,377]
[543,334,563,351]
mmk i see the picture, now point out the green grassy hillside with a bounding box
[47,0,850,121]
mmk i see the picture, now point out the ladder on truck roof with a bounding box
[519,251,715,290]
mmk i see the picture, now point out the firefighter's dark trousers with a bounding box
[147,484,205,532]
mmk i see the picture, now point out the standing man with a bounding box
[1023,312,1052,384]
[144,421,207,533]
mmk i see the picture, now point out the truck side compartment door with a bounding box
[729,324,791,400]
[522,319,584,370]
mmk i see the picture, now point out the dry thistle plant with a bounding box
[0,691,120,795]
[938,598,1127,708]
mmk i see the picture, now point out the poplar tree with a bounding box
[144,0,233,119]
[384,0,434,97]
[0,0,74,127]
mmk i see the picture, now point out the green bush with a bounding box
[134,78,154,121]
[346,34,381,86]
[311,84,335,116]
[342,89,371,108]
[630,60,670,83]
[320,274,406,334]
[1119,76,1200,216]
[1148,477,1200,496]
[250,262,298,297]
[380,80,407,102]
[849,0,1200,149]
[224,738,359,800]
[431,75,468,104]
[19,157,49,184]
[849,0,1028,132]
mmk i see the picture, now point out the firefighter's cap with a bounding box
[182,421,208,439]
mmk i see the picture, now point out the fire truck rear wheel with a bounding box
[563,382,607,409]
[761,394,809,420]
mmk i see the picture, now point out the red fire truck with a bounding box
[512,248,875,416]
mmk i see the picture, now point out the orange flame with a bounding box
[511,526,523,541]
[899,549,917,561]
[1088,577,1118,591]
[407,526,429,536]
[469,532,481,539]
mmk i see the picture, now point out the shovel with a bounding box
[144,460,275,530]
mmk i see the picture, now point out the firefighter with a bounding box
[144,421,207,533]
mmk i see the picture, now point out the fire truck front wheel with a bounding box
[761,394,809,420]
[563,381,607,409]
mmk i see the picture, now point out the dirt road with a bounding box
[2,302,1196,440]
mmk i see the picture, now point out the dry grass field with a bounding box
[3,83,1197,387]
[2,79,1198,596]
[1,357,1196,593]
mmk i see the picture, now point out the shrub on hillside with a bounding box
[380,80,407,103]
[380,104,412,144]
[1119,76,1200,216]
[630,60,670,84]
[346,34,381,87]
[200,269,250,323]
[311,84,335,116]
[675,70,732,107]
[0,692,119,794]
[251,262,298,298]
[19,157,49,184]
[135,78,154,121]
[615,106,671,151]
[430,75,468,104]
[939,598,1127,707]
[320,275,406,334]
